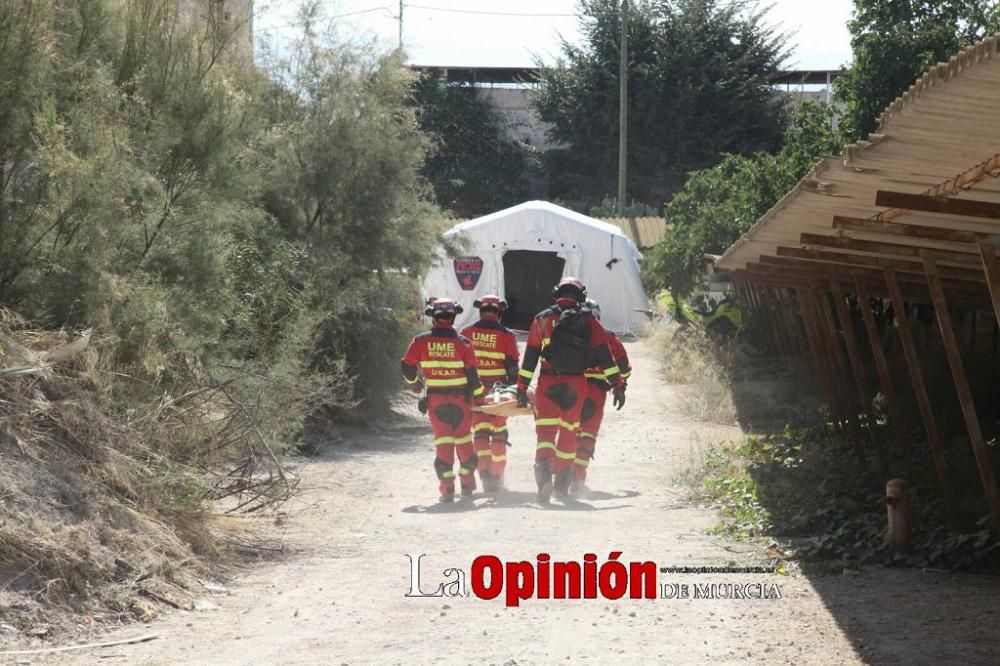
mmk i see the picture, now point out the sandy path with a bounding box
[28,340,999,665]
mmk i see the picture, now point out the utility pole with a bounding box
[398,0,404,51]
[617,0,628,217]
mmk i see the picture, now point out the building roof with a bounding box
[599,217,669,249]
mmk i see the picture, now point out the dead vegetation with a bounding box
[0,310,297,644]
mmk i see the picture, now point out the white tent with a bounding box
[423,201,649,333]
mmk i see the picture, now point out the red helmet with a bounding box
[552,277,587,303]
[424,297,464,318]
[473,295,507,313]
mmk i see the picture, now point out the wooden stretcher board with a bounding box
[473,397,534,418]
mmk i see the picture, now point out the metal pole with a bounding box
[398,0,404,51]
[616,0,628,216]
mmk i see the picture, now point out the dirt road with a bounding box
[31,340,1000,665]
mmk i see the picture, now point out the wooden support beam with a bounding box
[855,279,916,481]
[924,259,1000,528]
[777,246,986,282]
[875,190,1000,221]
[813,289,866,465]
[884,268,954,509]
[797,287,844,437]
[833,215,998,245]
[831,281,888,470]
[800,233,982,267]
[980,243,1000,333]
[758,256,988,291]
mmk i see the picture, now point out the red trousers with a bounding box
[573,382,608,481]
[427,394,476,494]
[473,412,509,477]
[533,374,587,474]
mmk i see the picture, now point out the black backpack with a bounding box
[541,307,592,374]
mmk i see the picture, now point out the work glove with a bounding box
[612,385,626,411]
[516,386,529,408]
[417,396,428,414]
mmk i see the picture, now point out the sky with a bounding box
[254,0,855,71]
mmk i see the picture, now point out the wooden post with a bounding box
[884,268,954,509]
[855,278,916,481]
[813,289,866,464]
[797,287,843,432]
[924,259,1000,528]
[886,479,911,556]
[980,243,1000,332]
[831,281,888,470]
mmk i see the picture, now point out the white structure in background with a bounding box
[423,201,649,334]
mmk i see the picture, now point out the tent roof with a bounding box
[446,200,632,240]
[717,34,1000,306]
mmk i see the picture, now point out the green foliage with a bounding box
[687,425,1000,573]
[412,71,535,217]
[587,196,659,218]
[0,0,444,448]
[533,0,790,208]
[835,0,1000,139]
[645,103,844,295]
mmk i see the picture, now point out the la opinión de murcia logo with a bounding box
[406,553,782,607]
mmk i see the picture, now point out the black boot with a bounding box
[534,460,553,504]
[553,469,572,500]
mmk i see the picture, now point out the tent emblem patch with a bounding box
[453,256,484,290]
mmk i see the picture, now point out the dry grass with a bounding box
[0,317,297,642]
[654,324,738,425]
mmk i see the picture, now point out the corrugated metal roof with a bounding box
[599,217,668,249]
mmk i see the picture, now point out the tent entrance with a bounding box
[501,250,565,330]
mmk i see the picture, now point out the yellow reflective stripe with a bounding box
[492,425,508,433]
[584,373,605,380]
[425,377,468,387]
[474,350,507,360]
[573,458,590,467]
[541,337,551,347]
[476,449,491,456]
[621,371,631,380]
[435,436,456,445]
[459,466,474,474]
[441,471,455,478]
[578,432,596,440]
[473,423,494,432]
[558,419,580,430]
[555,449,577,460]
[604,366,621,379]
[536,441,556,451]
[455,434,473,444]
[491,455,507,462]
[519,368,534,379]
[478,368,508,377]
[535,418,559,427]
[473,385,485,396]
[403,375,420,384]
[420,360,466,369]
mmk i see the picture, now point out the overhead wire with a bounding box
[405,3,575,18]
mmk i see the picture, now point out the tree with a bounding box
[533,0,790,209]
[835,0,1000,139]
[412,71,535,218]
[645,103,843,295]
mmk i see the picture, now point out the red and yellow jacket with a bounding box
[460,319,520,387]
[401,326,484,397]
[585,331,631,389]
[517,300,623,390]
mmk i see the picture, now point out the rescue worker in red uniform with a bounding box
[461,296,520,492]
[571,299,631,496]
[516,278,626,503]
[402,298,486,503]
